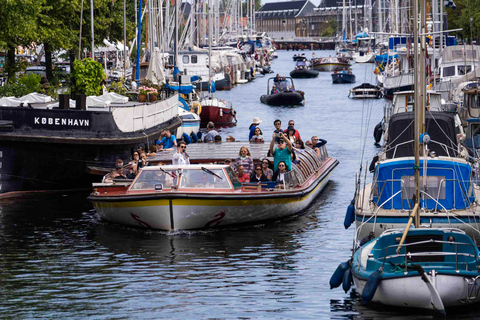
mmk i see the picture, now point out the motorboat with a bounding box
[292,54,307,61]
[290,61,319,79]
[89,143,339,231]
[260,76,305,106]
[311,56,351,72]
[350,228,480,312]
[349,83,382,99]
[331,72,356,84]
[199,96,237,126]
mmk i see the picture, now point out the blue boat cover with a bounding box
[373,159,474,210]
[375,54,399,63]
[355,32,370,39]
[166,83,194,94]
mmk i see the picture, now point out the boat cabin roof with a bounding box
[386,111,458,159]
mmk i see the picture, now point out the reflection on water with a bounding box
[1,51,479,319]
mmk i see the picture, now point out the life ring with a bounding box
[192,102,202,115]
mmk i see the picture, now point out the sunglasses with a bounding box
[278,164,285,167]
[289,123,294,126]
[180,146,186,149]
[255,168,262,171]
[225,160,231,163]
[133,153,139,156]
[278,141,285,144]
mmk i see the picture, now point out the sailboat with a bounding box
[330,0,480,313]
[198,2,237,126]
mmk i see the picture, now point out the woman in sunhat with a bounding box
[248,116,262,141]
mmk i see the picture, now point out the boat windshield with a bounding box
[277,80,290,92]
[129,169,178,190]
[180,168,231,189]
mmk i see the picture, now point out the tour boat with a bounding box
[331,72,356,84]
[89,144,338,230]
[311,56,351,72]
[349,83,382,99]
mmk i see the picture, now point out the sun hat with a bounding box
[252,117,262,124]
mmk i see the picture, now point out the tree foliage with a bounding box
[446,0,480,41]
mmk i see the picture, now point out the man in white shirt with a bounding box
[172,141,190,165]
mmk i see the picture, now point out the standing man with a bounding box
[284,120,301,141]
[156,129,177,150]
[269,132,293,171]
[204,121,219,143]
[273,119,283,143]
[172,141,190,165]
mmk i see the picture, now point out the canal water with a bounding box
[1,50,478,319]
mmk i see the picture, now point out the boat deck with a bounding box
[149,142,272,164]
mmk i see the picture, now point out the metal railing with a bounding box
[378,239,480,272]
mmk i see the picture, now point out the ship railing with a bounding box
[387,139,455,158]
[372,176,472,211]
[377,239,480,272]
[284,146,327,189]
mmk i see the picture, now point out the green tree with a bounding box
[0,0,43,83]
[446,0,480,41]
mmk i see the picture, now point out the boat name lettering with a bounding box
[33,117,90,127]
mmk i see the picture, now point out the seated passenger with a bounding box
[271,85,278,94]
[250,164,269,183]
[147,145,157,157]
[236,165,250,183]
[261,159,274,181]
[289,85,295,92]
[272,161,289,185]
[250,127,264,142]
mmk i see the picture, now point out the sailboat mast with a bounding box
[413,0,420,227]
[208,0,213,96]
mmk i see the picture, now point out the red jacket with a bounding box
[237,173,250,183]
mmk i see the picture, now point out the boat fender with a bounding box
[362,267,383,304]
[220,108,223,117]
[369,155,379,173]
[192,102,202,115]
[329,261,350,289]
[233,110,237,122]
[342,267,353,293]
[373,122,383,143]
[344,199,356,229]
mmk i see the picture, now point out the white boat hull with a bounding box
[353,272,480,309]
[353,52,375,63]
[93,170,335,230]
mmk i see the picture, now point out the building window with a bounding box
[183,55,189,64]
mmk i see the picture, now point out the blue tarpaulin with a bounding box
[372,159,474,210]
[166,83,194,95]
[190,75,200,82]
[375,54,399,63]
[355,32,370,39]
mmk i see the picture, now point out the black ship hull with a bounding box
[0,94,181,197]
